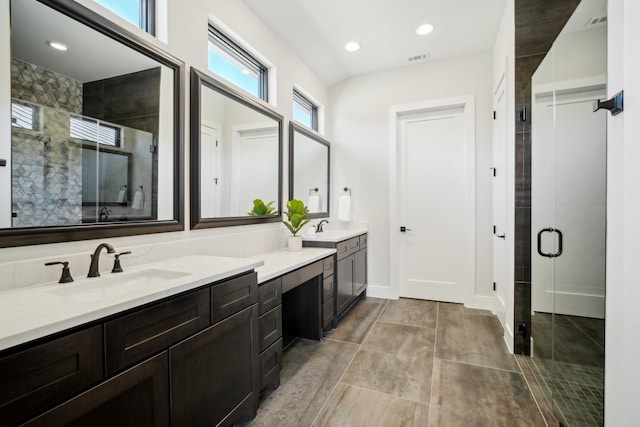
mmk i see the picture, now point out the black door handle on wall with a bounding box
[537,227,563,258]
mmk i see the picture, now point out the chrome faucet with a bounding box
[88,243,115,277]
[316,220,329,233]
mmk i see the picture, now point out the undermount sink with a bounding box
[47,269,190,300]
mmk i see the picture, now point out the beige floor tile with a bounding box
[329,297,388,344]
[245,339,359,427]
[378,298,438,329]
[311,383,429,427]
[340,322,435,403]
[429,358,546,427]
[436,309,519,371]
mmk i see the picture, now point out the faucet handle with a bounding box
[45,261,74,283]
[111,251,132,273]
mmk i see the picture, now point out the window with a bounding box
[11,101,37,130]
[293,89,318,131]
[207,26,268,101]
[94,0,155,35]
[70,116,121,147]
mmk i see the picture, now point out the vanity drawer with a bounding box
[323,256,335,277]
[359,234,368,249]
[259,306,282,353]
[323,275,334,302]
[336,237,360,260]
[0,326,103,427]
[323,299,334,328]
[259,338,283,391]
[258,277,282,315]
[211,272,258,323]
[282,261,323,293]
[105,288,210,376]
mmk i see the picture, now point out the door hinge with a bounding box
[216,140,219,147]
[493,110,496,120]
[493,282,496,291]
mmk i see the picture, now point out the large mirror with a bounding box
[289,122,330,218]
[1,0,184,247]
[190,68,282,229]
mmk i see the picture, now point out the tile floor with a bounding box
[243,297,547,427]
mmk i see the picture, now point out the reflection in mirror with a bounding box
[190,68,282,229]
[2,0,184,246]
[289,122,330,218]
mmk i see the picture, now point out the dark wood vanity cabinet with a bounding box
[23,353,170,427]
[0,271,259,427]
[257,277,283,392]
[0,326,103,427]
[170,305,259,427]
[305,233,368,320]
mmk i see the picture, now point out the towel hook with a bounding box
[309,187,319,195]
[343,187,351,196]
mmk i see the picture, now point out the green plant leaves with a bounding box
[283,198,310,236]
[248,199,276,216]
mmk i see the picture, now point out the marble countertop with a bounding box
[0,255,263,352]
[302,227,368,243]
[246,247,336,283]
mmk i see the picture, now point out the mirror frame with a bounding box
[288,121,330,219]
[190,67,283,229]
[1,0,185,248]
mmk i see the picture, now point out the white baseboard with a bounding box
[366,285,397,300]
[464,294,493,311]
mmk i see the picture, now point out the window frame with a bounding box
[69,115,122,147]
[94,0,155,35]
[293,89,318,131]
[207,25,268,101]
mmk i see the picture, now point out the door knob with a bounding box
[400,226,411,232]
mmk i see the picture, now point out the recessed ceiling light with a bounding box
[47,40,68,51]
[344,42,360,52]
[416,24,435,36]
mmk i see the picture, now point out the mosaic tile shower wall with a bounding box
[11,59,84,227]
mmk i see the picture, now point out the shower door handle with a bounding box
[537,228,563,258]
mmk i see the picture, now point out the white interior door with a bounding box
[200,124,222,218]
[532,86,606,318]
[398,106,468,302]
[231,126,278,216]
[492,73,509,329]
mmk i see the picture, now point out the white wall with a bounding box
[605,0,640,424]
[0,0,328,284]
[492,0,515,351]
[328,52,494,305]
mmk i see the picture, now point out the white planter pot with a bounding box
[288,236,303,251]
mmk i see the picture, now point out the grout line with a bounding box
[427,302,440,427]
[309,300,387,426]
[335,381,431,406]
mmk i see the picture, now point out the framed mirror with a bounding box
[1,0,184,247]
[289,122,330,219]
[190,68,283,229]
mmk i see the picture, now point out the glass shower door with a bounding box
[530,0,607,425]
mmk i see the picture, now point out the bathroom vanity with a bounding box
[303,230,368,323]
[0,249,338,426]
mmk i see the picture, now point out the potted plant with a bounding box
[248,199,277,216]
[283,199,310,251]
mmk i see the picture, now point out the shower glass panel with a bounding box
[529,0,606,425]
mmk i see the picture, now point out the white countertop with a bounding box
[302,227,368,243]
[0,255,263,352]
[247,248,336,283]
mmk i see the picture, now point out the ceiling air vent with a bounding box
[585,16,607,28]
[408,53,429,63]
